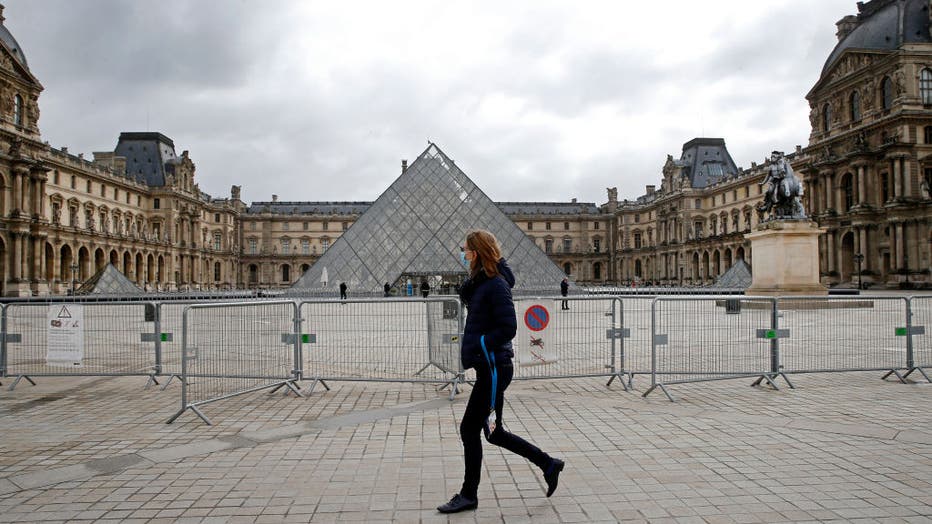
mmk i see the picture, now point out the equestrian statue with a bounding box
[757,151,806,219]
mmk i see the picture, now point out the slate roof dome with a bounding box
[822,0,932,76]
[0,6,29,71]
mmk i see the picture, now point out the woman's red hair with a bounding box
[465,229,502,278]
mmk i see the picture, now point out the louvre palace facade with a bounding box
[2,0,932,296]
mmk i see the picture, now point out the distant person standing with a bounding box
[437,229,564,514]
[420,279,430,298]
[384,282,391,297]
[560,278,569,310]
[339,282,347,300]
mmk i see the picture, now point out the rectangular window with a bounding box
[136,195,140,206]
[564,222,569,230]
[321,238,330,250]
[126,192,130,204]
[323,221,329,231]
[694,198,701,209]
[283,222,289,231]
[527,222,533,231]
[594,222,599,230]
[302,239,310,254]
[745,186,750,198]
[545,239,553,253]
[214,263,221,282]
[71,175,76,189]
[153,198,160,209]
[303,222,309,230]
[563,238,572,252]
[114,188,119,201]
[86,180,91,193]
[545,222,551,230]
[634,233,642,249]
[342,222,348,231]
[213,233,222,250]
[282,239,291,253]
[593,239,601,253]
[100,184,106,197]
[53,172,60,185]
[214,213,221,223]
[249,238,257,255]
[635,214,640,223]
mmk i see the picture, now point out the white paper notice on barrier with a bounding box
[515,303,559,366]
[47,304,84,367]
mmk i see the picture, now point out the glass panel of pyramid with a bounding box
[290,143,573,296]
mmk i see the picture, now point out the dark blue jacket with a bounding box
[459,258,517,370]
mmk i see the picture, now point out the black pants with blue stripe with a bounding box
[459,360,552,500]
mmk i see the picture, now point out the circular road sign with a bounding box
[524,305,550,331]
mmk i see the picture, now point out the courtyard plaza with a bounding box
[0,316,929,524]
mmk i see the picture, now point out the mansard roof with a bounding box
[497,202,602,215]
[821,0,931,77]
[674,138,739,189]
[246,202,372,215]
[113,132,178,187]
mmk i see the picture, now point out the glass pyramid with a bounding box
[291,143,572,296]
[75,263,144,295]
[712,259,752,290]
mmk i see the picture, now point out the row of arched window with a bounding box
[822,68,932,132]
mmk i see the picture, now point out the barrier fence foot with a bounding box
[752,374,781,390]
[283,380,304,398]
[605,373,629,392]
[160,375,183,391]
[300,378,330,397]
[901,367,930,383]
[880,369,908,384]
[445,374,465,401]
[144,375,160,390]
[777,372,795,389]
[642,383,674,402]
[166,405,213,425]
[8,375,35,391]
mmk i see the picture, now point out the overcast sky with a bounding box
[6,0,855,205]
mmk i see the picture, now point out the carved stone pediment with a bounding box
[825,51,877,83]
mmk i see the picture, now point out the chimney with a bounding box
[571,198,577,203]
[401,159,408,174]
[61,146,68,154]
[272,194,278,202]
[646,185,655,195]
[836,15,857,41]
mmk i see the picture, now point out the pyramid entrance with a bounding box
[291,143,572,296]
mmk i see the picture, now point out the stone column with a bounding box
[895,222,905,269]
[827,231,836,274]
[824,171,834,210]
[902,156,912,198]
[859,227,869,271]
[11,171,22,214]
[893,158,902,199]
[857,164,866,205]
[32,236,42,283]
[10,233,22,281]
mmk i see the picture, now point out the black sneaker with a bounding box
[544,458,564,497]
[437,493,478,513]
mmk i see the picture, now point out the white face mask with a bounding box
[460,250,468,267]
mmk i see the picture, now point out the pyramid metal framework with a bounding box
[75,263,144,295]
[291,143,573,295]
[712,259,752,290]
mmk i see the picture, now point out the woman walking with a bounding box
[438,229,564,514]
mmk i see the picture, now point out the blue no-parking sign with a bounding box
[524,305,550,331]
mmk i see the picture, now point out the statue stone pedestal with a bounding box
[745,220,827,296]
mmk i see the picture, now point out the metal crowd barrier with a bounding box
[166,300,302,425]
[0,301,160,390]
[297,298,464,397]
[509,296,626,387]
[903,296,932,382]
[643,296,780,401]
[616,296,656,387]
[776,296,910,381]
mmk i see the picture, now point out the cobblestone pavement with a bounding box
[0,369,929,523]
